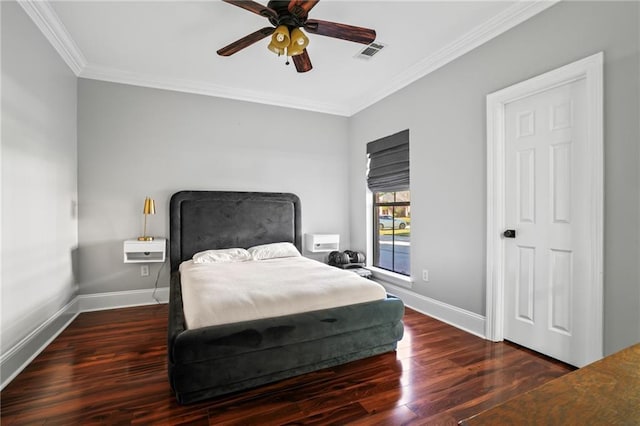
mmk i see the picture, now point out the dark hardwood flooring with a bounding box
[0,305,573,425]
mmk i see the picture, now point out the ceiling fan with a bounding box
[216,0,377,73]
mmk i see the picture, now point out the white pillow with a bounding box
[248,242,301,260]
[192,248,252,263]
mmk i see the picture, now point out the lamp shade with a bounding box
[288,28,309,56]
[267,41,286,56]
[143,197,156,215]
[271,25,290,49]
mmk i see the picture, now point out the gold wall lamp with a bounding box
[138,197,156,241]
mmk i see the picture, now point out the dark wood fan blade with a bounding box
[222,0,277,19]
[217,27,275,56]
[292,49,312,73]
[288,0,319,17]
[304,19,376,45]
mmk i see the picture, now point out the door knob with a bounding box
[503,229,516,238]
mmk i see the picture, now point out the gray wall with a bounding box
[1,2,78,353]
[77,79,349,294]
[348,1,640,355]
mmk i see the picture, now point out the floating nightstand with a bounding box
[124,238,166,263]
[305,234,340,253]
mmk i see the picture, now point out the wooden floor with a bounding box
[0,305,573,425]
[460,343,640,425]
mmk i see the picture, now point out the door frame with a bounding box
[485,52,604,364]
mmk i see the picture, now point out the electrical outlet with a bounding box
[141,265,149,277]
[422,269,429,282]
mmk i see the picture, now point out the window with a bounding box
[367,129,410,276]
[373,191,410,275]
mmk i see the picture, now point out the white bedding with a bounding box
[179,256,387,329]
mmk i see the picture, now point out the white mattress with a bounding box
[179,256,387,329]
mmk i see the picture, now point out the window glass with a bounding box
[373,191,410,275]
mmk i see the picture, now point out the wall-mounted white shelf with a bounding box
[123,238,166,263]
[305,234,339,253]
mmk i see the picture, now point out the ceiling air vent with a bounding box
[355,42,386,60]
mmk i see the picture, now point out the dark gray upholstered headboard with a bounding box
[169,191,301,272]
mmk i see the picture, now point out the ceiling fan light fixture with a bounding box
[271,25,290,49]
[288,27,308,56]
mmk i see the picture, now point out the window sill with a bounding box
[367,266,413,289]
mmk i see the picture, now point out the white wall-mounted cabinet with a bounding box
[305,234,339,253]
[123,238,166,263]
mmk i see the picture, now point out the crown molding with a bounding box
[17,0,87,76]
[346,0,560,116]
[79,65,350,116]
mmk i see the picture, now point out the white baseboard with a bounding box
[77,287,169,312]
[381,282,487,338]
[1,298,79,390]
[0,287,169,390]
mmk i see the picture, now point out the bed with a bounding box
[167,190,405,404]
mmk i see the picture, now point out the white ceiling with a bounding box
[20,0,556,116]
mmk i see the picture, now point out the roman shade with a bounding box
[366,129,410,192]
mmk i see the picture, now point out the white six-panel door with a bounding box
[486,53,603,368]
[504,79,588,366]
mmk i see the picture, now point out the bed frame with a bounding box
[168,190,405,404]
